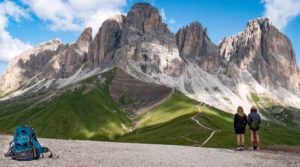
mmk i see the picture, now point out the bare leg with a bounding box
[250,130,254,147]
[255,131,260,148]
[241,134,245,146]
[236,134,241,146]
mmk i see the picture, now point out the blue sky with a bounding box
[0,0,300,75]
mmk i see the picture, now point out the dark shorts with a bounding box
[234,127,246,134]
[250,127,259,131]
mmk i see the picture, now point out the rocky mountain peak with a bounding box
[176,21,220,73]
[87,15,125,68]
[10,39,62,64]
[40,39,62,45]
[1,3,300,113]
[109,2,184,77]
[76,27,92,46]
[35,39,62,52]
[73,27,93,55]
[176,22,203,57]
[246,17,272,31]
[87,2,182,77]
[0,39,63,91]
[125,2,169,34]
[108,14,126,25]
[219,17,300,92]
[189,21,203,30]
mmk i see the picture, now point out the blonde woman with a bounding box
[234,106,248,151]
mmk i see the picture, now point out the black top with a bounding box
[234,114,248,129]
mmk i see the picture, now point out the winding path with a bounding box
[191,115,221,147]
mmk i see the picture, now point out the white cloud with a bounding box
[262,0,300,30]
[22,0,126,34]
[84,9,122,33]
[0,0,31,63]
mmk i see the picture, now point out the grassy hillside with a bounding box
[119,92,300,148]
[118,92,213,146]
[0,69,300,149]
[0,70,131,140]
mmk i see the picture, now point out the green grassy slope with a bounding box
[0,69,300,148]
[118,92,213,145]
[0,70,131,140]
[119,92,300,148]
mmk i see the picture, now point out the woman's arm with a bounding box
[234,114,237,128]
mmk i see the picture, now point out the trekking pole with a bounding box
[4,141,13,157]
[42,147,53,158]
[48,149,53,158]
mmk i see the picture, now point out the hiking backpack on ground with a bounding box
[4,126,53,161]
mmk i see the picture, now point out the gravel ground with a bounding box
[1,135,299,167]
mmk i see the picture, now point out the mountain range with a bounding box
[0,3,299,147]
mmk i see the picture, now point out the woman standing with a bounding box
[248,106,261,150]
[233,106,248,151]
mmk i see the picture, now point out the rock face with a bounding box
[219,18,300,92]
[115,2,184,77]
[0,40,62,91]
[0,28,92,91]
[88,15,124,68]
[1,3,300,112]
[87,3,184,76]
[49,27,92,78]
[122,3,170,34]
[110,68,172,113]
[176,22,220,73]
[0,2,185,93]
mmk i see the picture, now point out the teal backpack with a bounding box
[5,126,52,161]
[249,114,260,130]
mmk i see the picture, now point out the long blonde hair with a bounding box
[237,106,245,117]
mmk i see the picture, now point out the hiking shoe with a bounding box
[236,146,241,151]
[256,147,260,150]
[240,146,244,151]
